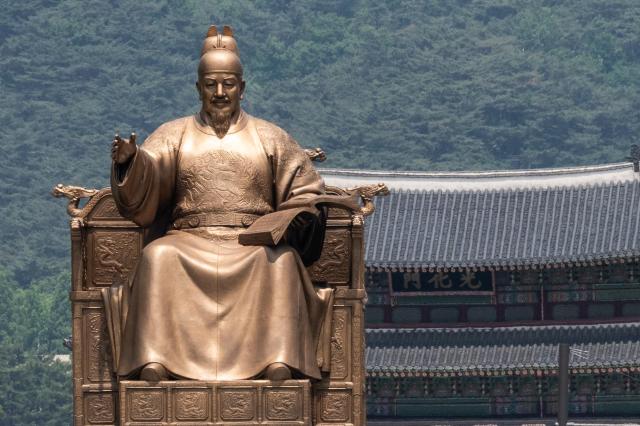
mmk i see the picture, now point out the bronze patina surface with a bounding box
[109,25,332,382]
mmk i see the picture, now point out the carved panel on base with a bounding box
[318,390,352,423]
[264,389,300,421]
[174,388,209,421]
[120,380,311,425]
[128,388,165,422]
[219,388,256,421]
[84,391,116,424]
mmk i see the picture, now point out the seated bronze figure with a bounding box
[54,25,386,425]
[108,26,333,382]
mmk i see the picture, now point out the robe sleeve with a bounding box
[271,132,325,208]
[256,120,326,265]
[110,118,186,227]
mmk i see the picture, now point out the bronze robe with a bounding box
[110,111,332,380]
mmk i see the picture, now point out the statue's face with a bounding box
[197,72,245,118]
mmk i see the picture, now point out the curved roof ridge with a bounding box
[321,162,639,192]
[321,162,633,179]
[365,324,640,375]
[367,322,640,334]
[391,178,635,196]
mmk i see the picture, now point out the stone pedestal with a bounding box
[119,380,311,425]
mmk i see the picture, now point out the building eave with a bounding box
[321,162,638,192]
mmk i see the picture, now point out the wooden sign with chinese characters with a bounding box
[390,270,495,296]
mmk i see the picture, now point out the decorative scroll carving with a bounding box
[265,390,299,420]
[92,232,139,287]
[330,309,348,379]
[86,311,112,382]
[85,393,114,424]
[352,303,364,422]
[220,390,254,420]
[321,392,350,422]
[130,391,164,421]
[90,197,122,220]
[309,230,350,282]
[175,390,208,421]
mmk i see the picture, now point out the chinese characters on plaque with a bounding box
[391,270,494,295]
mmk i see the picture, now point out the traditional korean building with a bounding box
[322,160,640,423]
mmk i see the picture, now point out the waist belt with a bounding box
[173,212,259,229]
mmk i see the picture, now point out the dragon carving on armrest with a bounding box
[51,184,99,217]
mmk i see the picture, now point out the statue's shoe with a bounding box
[140,362,169,381]
[264,362,292,380]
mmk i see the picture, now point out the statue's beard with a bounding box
[210,109,233,138]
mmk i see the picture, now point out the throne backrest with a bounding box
[62,185,376,425]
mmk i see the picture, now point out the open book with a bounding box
[238,194,360,246]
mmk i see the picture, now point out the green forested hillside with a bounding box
[1,1,639,423]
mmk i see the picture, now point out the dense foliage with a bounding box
[1,0,639,423]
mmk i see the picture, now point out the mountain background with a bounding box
[1,0,639,423]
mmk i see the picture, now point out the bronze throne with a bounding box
[54,174,386,426]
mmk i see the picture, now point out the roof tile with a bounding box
[366,323,640,374]
[363,181,640,269]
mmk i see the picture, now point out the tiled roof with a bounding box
[322,163,640,270]
[365,323,640,377]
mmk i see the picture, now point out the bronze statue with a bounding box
[107,25,334,382]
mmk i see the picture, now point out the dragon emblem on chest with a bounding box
[175,149,270,215]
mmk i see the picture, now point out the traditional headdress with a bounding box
[198,25,243,75]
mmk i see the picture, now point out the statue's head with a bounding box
[196,25,245,138]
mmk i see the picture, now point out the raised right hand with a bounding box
[111,132,137,164]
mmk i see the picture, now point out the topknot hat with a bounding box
[198,25,243,75]
[201,25,240,56]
